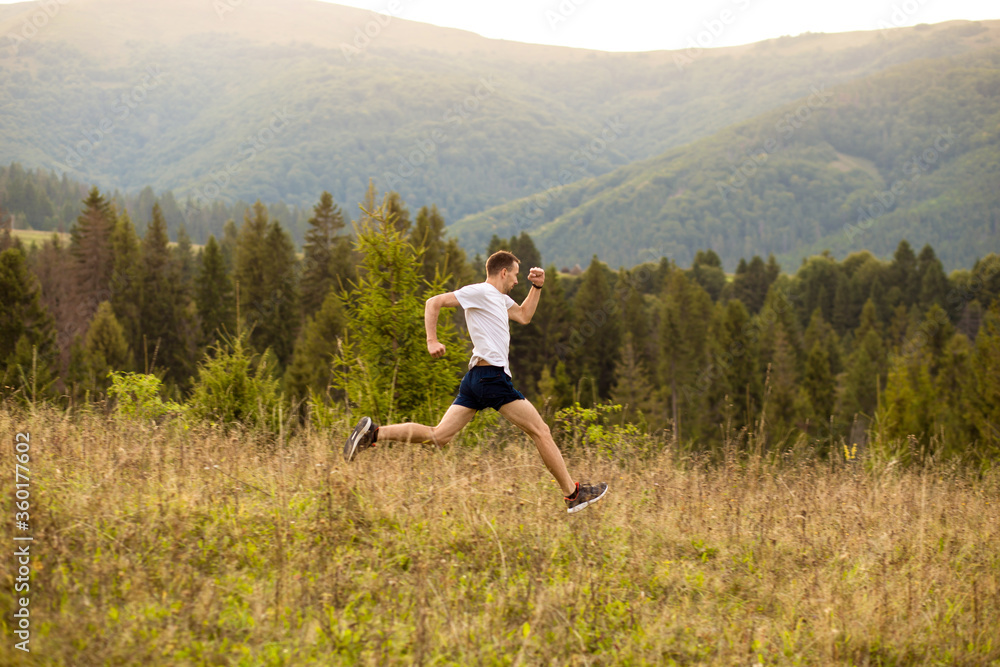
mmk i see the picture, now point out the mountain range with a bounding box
[1,0,997,268]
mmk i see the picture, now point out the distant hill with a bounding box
[1,0,998,233]
[450,43,1000,271]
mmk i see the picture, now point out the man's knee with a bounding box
[525,419,551,441]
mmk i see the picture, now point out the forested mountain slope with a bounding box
[1,0,996,230]
[451,44,1000,270]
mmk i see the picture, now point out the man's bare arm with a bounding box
[425,292,460,357]
[508,267,545,325]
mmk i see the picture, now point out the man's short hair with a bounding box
[486,250,519,277]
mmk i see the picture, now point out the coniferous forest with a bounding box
[3,180,999,464]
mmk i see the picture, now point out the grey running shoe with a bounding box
[565,482,608,514]
[344,417,377,462]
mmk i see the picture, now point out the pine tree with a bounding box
[765,324,798,434]
[917,244,949,310]
[573,256,621,401]
[890,240,920,308]
[284,287,347,406]
[837,299,886,421]
[83,301,132,395]
[710,299,762,427]
[69,187,115,337]
[408,204,447,284]
[659,265,713,442]
[533,266,574,382]
[109,209,143,359]
[801,340,835,429]
[536,360,574,414]
[689,250,726,302]
[301,191,347,316]
[174,223,196,285]
[969,304,1000,450]
[804,309,842,376]
[935,333,974,451]
[732,255,771,314]
[610,334,657,426]
[194,235,235,345]
[220,218,238,272]
[0,247,58,401]
[139,203,193,382]
[260,219,300,366]
[335,202,465,424]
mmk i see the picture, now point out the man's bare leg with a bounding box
[378,404,477,446]
[498,399,576,495]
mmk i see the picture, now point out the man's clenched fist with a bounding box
[528,267,545,288]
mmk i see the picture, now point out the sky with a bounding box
[0,0,996,51]
[312,0,1000,51]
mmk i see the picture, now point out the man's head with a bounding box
[486,250,520,294]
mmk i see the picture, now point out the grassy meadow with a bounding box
[2,406,999,665]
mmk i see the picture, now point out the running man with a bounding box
[344,250,608,514]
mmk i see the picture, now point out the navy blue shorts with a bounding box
[453,365,526,411]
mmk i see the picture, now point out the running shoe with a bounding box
[565,482,608,513]
[344,416,377,462]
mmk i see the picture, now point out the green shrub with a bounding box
[186,333,282,432]
[107,371,182,421]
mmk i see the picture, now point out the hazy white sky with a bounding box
[316,0,1000,51]
[0,0,997,51]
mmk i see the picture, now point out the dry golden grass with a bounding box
[2,406,999,665]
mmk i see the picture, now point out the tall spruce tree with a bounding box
[174,223,196,285]
[801,340,835,430]
[83,301,132,395]
[969,304,1000,449]
[257,218,300,366]
[917,244,949,310]
[195,235,235,345]
[611,333,657,426]
[335,201,465,424]
[659,265,713,442]
[0,247,58,401]
[109,209,143,358]
[139,203,193,381]
[284,287,346,407]
[890,240,920,308]
[689,249,726,302]
[220,218,238,272]
[732,255,771,314]
[69,187,115,337]
[709,299,762,428]
[573,256,621,401]
[301,191,348,316]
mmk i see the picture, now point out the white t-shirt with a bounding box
[454,282,517,376]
